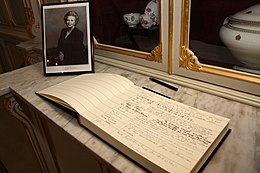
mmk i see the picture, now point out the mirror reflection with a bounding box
[189,1,260,75]
[92,0,160,53]
[6,0,27,26]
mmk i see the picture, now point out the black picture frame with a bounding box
[41,1,93,75]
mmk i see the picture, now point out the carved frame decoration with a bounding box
[1,0,35,38]
[180,0,260,84]
[94,0,163,63]
[24,7,35,37]
[26,0,42,38]
[95,41,163,63]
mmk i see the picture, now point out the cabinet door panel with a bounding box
[43,119,103,173]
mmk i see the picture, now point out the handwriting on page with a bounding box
[38,73,229,172]
[89,89,228,171]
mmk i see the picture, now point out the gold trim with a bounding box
[25,7,35,37]
[180,0,260,84]
[2,0,12,26]
[202,66,260,84]
[37,0,42,7]
[146,43,162,62]
[3,97,12,111]
[180,46,202,71]
[95,43,150,59]
[2,0,35,37]
[229,17,260,26]
[224,23,260,34]
[94,0,163,63]
[167,0,173,74]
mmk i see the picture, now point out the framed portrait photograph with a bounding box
[42,1,93,75]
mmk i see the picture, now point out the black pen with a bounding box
[142,87,172,99]
[149,77,178,91]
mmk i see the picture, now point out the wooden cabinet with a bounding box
[9,91,116,173]
[1,94,43,173]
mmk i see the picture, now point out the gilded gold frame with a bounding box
[4,0,28,27]
[167,0,173,74]
[180,0,260,84]
[1,0,36,37]
[94,0,163,63]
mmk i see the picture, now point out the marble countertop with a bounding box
[1,62,259,173]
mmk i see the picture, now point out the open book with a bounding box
[37,73,230,173]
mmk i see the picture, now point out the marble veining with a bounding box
[0,62,259,173]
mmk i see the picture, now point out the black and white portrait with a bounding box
[42,1,93,74]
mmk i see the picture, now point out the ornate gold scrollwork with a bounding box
[146,43,162,63]
[180,46,201,71]
[24,7,35,37]
[3,95,12,111]
[179,0,202,71]
[24,50,42,65]
[24,53,34,66]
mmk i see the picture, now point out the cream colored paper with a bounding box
[37,73,230,173]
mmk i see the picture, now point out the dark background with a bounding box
[190,0,259,45]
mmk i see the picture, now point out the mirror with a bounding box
[0,0,27,27]
[92,0,162,62]
[0,1,8,26]
[180,0,260,84]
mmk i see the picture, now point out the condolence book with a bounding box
[36,73,230,173]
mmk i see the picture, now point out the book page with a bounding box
[79,87,230,173]
[37,73,138,115]
[37,73,230,173]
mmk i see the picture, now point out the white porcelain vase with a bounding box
[219,4,260,70]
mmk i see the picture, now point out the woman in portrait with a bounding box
[56,11,87,65]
